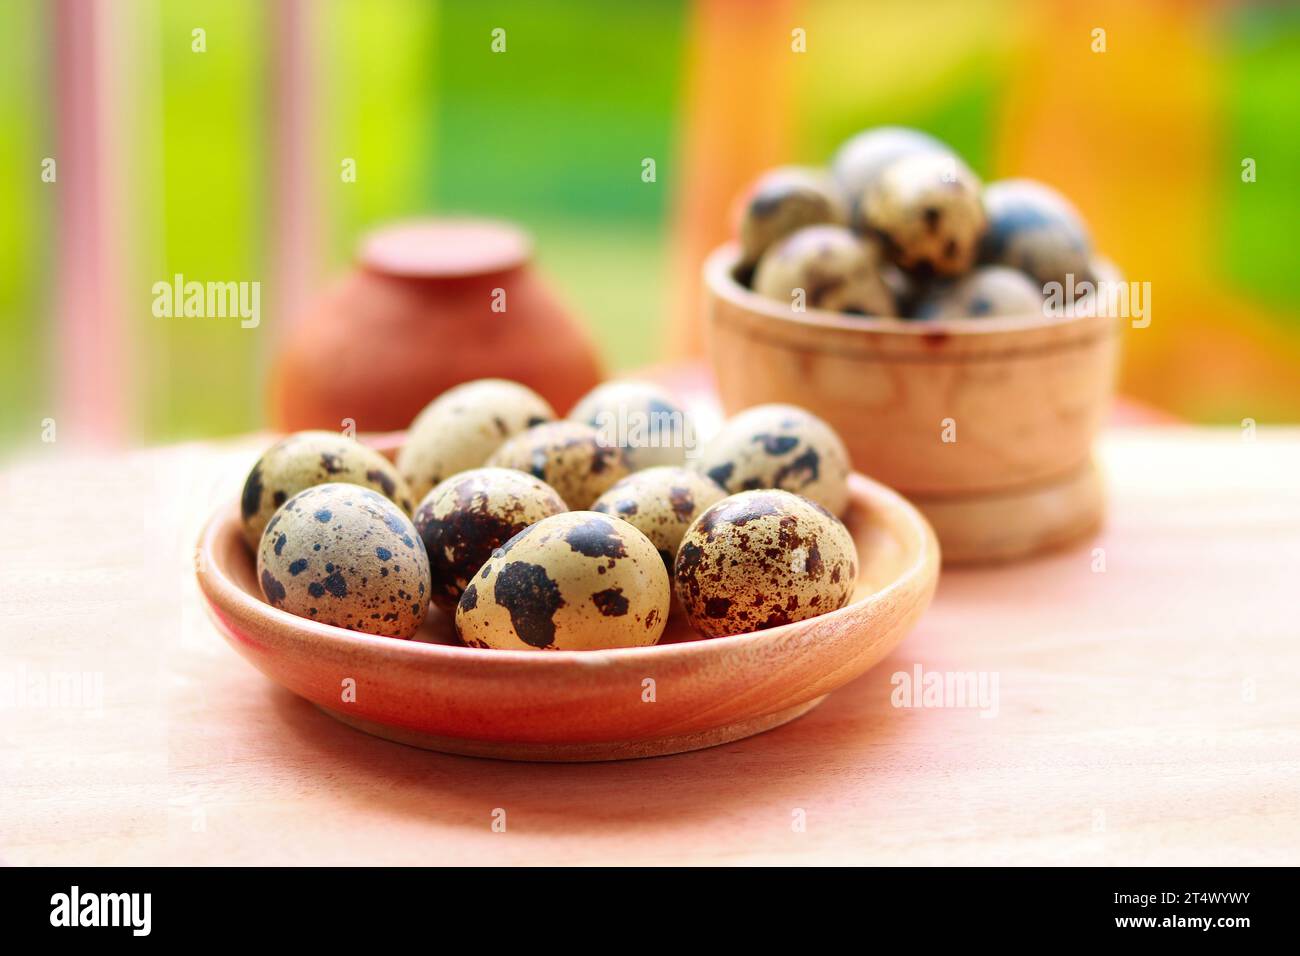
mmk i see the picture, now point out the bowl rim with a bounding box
[196,469,939,669]
[705,241,1120,337]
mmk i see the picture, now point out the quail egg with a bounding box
[456,511,669,651]
[414,467,568,613]
[978,178,1093,287]
[674,489,858,639]
[568,380,696,471]
[487,421,630,509]
[241,431,413,551]
[862,151,987,277]
[913,266,1045,320]
[736,166,848,267]
[257,483,430,639]
[591,467,727,572]
[752,225,897,316]
[831,126,950,225]
[397,379,555,501]
[693,404,851,515]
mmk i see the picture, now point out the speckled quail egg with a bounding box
[456,511,669,651]
[241,431,414,551]
[862,151,987,277]
[487,421,630,509]
[414,467,568,613]
[752,225,897,316]
[674,489,858,639]
[736,166,848,267]
[591,467,727,572]
[257,483,430,639]
[693,404,852,516]
[397,379,555,501]
[831,126,950,225]
[913,266,1045,320]
[978,178,1093,287]
[568,380,696,471]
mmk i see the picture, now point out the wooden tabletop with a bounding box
[2,426,1297,866]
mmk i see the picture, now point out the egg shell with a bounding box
[591,466,727,572]
[240,430,414,551]
[257,483,430,640]
[674,489,858,640]
[752,224,896,317]
[978,178,1093,287]
[487,420,631,509]
[455,511,670,651]
[567,380,696,471]
[693,404,851,516]
[831,126,951,225]
[414,467,568,613]
[913,266,1045,320]
[736,165,848,267]
[862,151,987,278]
[397,379,555,501]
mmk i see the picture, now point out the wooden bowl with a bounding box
[704,243,1121,564]
[196,467,938,762]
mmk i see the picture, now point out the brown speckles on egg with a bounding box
[240,431,414,551]
[693,405,851,516]
[455,511,668,651]
[590,468,726,576]
[256,482,430,639]
[397,379,556,502]
[752,224,896,316]
[674,489,857,639]
[413,467,568,613]
[487,421,630,510]
[861,151,986,278]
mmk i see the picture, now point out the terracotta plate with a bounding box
[196,468,939,762]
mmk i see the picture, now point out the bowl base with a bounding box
[315,695,828,762]
[910,459,1103,565]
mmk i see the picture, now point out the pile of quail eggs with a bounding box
[242,379,859,651]
[734,126,1094,320]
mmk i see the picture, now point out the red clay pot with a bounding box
[268,219,604,432]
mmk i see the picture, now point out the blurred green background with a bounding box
[1,0,1298,448]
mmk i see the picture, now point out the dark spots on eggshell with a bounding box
[375,547,391,561]
[241,465,263,520]
[668,486,695,521]
[321,571,348,597]
[308,582,325,598]
[923,206,941,232]
[319,452,344,474]
[493,561,565,649]
[527,415,548,427]
[705,596,732,619]
[706,462,734,486]
[564,516,627,560]
[773,448,821,490]
[365,468,396,497]
[591,587,630,617]
[461,583,478,611]
[645,607,660,630]
[272,491,286,508]
[260,569,286,607]
[314,509,332,523]
[288,558,308,576]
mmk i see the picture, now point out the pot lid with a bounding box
[358,219,532,279]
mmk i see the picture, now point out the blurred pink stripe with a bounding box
[53,0,125,445]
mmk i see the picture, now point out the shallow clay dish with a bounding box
[705,243,1122,564]
[197,441,938,762]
